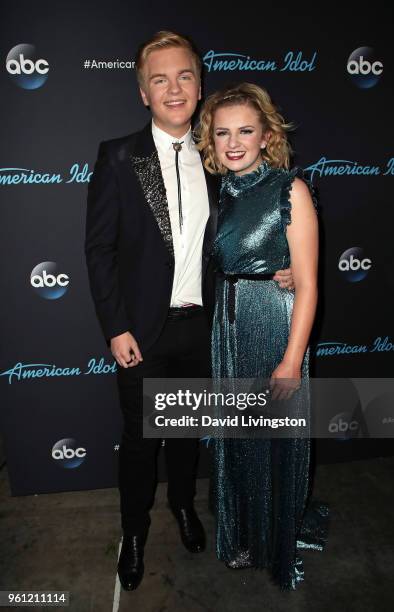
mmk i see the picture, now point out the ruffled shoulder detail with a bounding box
[280,166,318,231]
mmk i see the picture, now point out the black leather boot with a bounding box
[117,534,146,591]
[171,507,206,553]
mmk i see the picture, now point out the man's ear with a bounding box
[140,86,149,107]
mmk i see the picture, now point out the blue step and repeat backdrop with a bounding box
[1,1,393,495]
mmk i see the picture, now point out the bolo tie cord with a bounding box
[172,141,184,233]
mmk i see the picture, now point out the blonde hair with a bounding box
[195,83,294,174]
[135,30,202,86]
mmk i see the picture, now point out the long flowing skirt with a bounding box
[211,278,329,590]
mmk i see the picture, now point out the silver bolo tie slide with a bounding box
[172,141,184,233]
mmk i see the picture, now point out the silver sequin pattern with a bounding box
[131,150,174,258]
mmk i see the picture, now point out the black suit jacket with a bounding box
[85,122,219,351]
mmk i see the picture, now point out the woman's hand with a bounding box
[273,267,294,290]
[269,360,301,401]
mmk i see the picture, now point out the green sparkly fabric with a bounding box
[211,162,329,590]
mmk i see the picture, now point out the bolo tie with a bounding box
[172,141,184,233]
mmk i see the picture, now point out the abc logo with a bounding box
[328,413,359,440]
[347,47,383,89]
[6,44,49,90]
[338,247,371,282]
[30,261,69,300]
[52,438,87,469]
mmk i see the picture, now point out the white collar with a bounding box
[151,120,194,153]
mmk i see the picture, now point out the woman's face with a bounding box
[213,103,268,175]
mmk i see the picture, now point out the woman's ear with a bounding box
[261,130,271,149]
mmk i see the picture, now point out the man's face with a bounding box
[139,46,201,137]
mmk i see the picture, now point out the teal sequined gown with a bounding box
[211,161,329,590]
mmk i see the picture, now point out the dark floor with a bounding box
[0,457,393,612]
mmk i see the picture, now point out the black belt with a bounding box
[167,304,204,320]
[219,272,275,324]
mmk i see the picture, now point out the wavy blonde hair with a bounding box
[195,83,294,174]
[135,31,202,87]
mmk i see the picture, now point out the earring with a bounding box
[261,144,267,149]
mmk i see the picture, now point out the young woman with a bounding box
[196,83,329,590]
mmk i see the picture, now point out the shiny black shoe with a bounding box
[171,507,206,553]
[117,534,145,591]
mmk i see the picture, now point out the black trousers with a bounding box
[116,308,211,536]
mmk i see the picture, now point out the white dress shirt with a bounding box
[151,121,210,307]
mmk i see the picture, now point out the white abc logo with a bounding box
[347,56,383,76]
[329,418,359,433]
[338,255,371,271]
[31,270,69,288]
[52,445,87,460]
[6,53,49,75]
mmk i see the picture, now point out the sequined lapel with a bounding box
[130,124,174,259]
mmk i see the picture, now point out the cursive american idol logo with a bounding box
[304,157,394,182]
[203,50,317,72]
[0,358,117,384]
[315,336,394,357]
[0,163,92,186]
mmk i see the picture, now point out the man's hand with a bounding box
[110,331,143,368]
[273,267,294,290]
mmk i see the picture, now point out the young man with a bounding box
[85,31,292,591]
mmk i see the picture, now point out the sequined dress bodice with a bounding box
[213,161,293,275]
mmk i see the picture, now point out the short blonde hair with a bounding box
[135,30,202,86]
[195,83,294,174]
